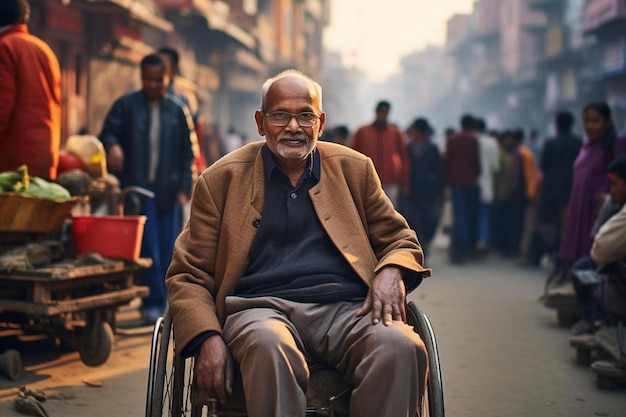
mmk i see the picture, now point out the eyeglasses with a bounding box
[265,111,321,127]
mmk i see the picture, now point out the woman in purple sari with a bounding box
[559,102,625,266]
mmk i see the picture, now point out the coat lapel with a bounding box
[219,147,266,289]
[309,160,377,284]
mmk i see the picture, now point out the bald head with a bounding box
[260,69,323,113]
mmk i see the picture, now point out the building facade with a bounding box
[583,0,626,126]
[437,0,626,134]
[26,0,329,155]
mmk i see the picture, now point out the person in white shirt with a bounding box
[475,118,500,255]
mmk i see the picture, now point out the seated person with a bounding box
[570,156,626,335]
[165,70,431,417]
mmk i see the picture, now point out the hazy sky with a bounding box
[324,0,476,81]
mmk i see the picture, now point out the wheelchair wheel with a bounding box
[407,301,445,417]
[145,310,196,417]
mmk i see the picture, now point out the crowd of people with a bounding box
[323,99,626,384]
[323,103,541,265]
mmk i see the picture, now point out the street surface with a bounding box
[1,236,626,416]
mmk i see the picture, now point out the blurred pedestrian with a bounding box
[158,46,205,173]
[445,127,455,141]
[538,111,582,262]
[403,117,445,258]
[492,131,514,255]
[475,118,500,256]
[515,129,539,264]
[569,156,626,335]
[526,128,542,168]
[0,0,61,180]
[332,125,351,146]
[444,114,481,264]
[222,126,243,155]
[351,100,409,207]
[558,102,625,269]
[500,130,528,257]
[99,53,197,324]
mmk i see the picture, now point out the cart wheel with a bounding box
[79,321,115,367]
[0,350,23,381]
[104,308,117,333]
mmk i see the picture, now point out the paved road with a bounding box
[414,239,626,417]
[0,307,152,417]
[1,240,625,416]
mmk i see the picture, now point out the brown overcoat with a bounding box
[166,141,430,351]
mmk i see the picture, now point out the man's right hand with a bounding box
[107,144,124,173]
[195,334,234,404]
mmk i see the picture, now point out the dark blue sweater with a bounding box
[233,145,368,302]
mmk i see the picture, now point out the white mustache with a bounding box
[278,134,308,142]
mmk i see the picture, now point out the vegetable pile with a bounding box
[0,165,71,201]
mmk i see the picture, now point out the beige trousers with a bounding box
[222,296,428,417]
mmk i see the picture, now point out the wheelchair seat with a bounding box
[194,365,352,417]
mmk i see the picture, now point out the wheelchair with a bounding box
[145,301,444,417]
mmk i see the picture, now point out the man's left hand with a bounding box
[356,267,406,326]
[178,192,189,206]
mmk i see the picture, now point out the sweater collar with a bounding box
[261,143,320,184]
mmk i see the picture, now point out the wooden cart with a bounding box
[0,258,150,368]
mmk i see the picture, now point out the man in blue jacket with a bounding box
[100,53,197,324]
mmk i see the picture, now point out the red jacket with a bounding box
[0,24,61,180]
[351,122,409,188]
[444,131,480,187]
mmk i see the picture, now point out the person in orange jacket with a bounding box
[0,0,61,180]
[517,130,540,265]
[351,101,409,208]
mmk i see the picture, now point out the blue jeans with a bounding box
[140,197,181,312]
[478,203,492,245]
[450,186,479,260]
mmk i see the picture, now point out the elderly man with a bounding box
[166,69,430,417]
